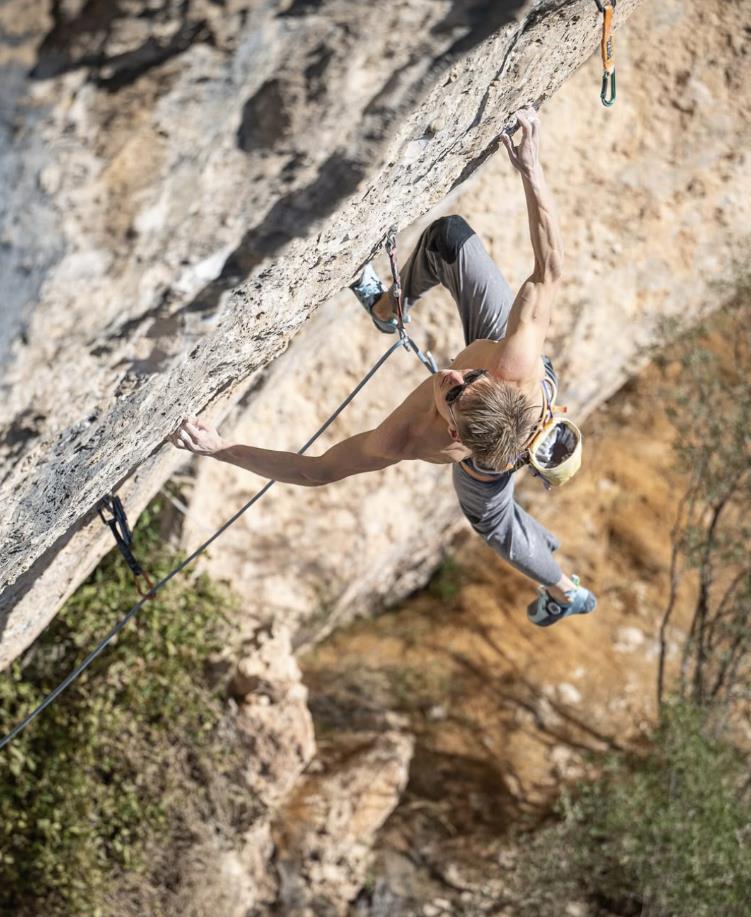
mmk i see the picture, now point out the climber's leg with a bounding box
[397,215,515,344]
[451,463,563,587]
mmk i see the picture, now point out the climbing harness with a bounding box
[385,226,438,374]
[0,244,436,750]
[97,494,155,599]
[595,0,616,107]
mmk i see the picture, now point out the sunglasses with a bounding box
[445,368,488,406]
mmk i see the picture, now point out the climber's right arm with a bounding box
[172,418,401,486]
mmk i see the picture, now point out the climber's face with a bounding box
[433,368,488,437]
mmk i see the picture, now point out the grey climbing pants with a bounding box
[400,215,563,588]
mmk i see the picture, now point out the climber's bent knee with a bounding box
[426,215,476,265]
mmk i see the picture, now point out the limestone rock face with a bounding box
[272,728,415,916]
[0,0,645,668]
[163,624,313,917]
[0,4,748,911]
[232,624,316,808]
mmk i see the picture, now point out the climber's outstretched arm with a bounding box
[171,418,400,486]
[494,108,564,380]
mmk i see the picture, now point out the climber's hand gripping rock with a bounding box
[501,106,541,178]
[171,417,227,456]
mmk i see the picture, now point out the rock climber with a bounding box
[171,108,596,627]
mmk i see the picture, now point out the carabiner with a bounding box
[97,492,153,592]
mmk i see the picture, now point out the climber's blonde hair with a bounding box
[454,375,539,471]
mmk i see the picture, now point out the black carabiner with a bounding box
[97,493,144,578]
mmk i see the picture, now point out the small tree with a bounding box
[511,293,751,917]
[656,296,751,713]
[511,703,751,917]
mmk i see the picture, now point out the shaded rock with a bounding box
[168,820,279,917]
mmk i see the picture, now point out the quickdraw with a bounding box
[385,226,438,374]
[97,494,155,600]
[384,228,405,330]
[595,0,616,107]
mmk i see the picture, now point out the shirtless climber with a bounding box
[172,108,596,627]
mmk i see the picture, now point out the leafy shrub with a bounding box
[514,703,751,916]
[0,500,248,916]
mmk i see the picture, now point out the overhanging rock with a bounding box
[0,0,644,668]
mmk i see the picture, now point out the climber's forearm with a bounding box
[497,164,564,355]
[214,443,323,486]
[520,165,564,284]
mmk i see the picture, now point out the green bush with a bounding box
[514,703,751,916]
[0,499,247,916]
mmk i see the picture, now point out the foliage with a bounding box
[427,556,466,603]
[514,703,751,917]
[0,499,247,916]
[655,296,751,708]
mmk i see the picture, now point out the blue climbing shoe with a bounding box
[527,575,597,628]
[350,264,408,334]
